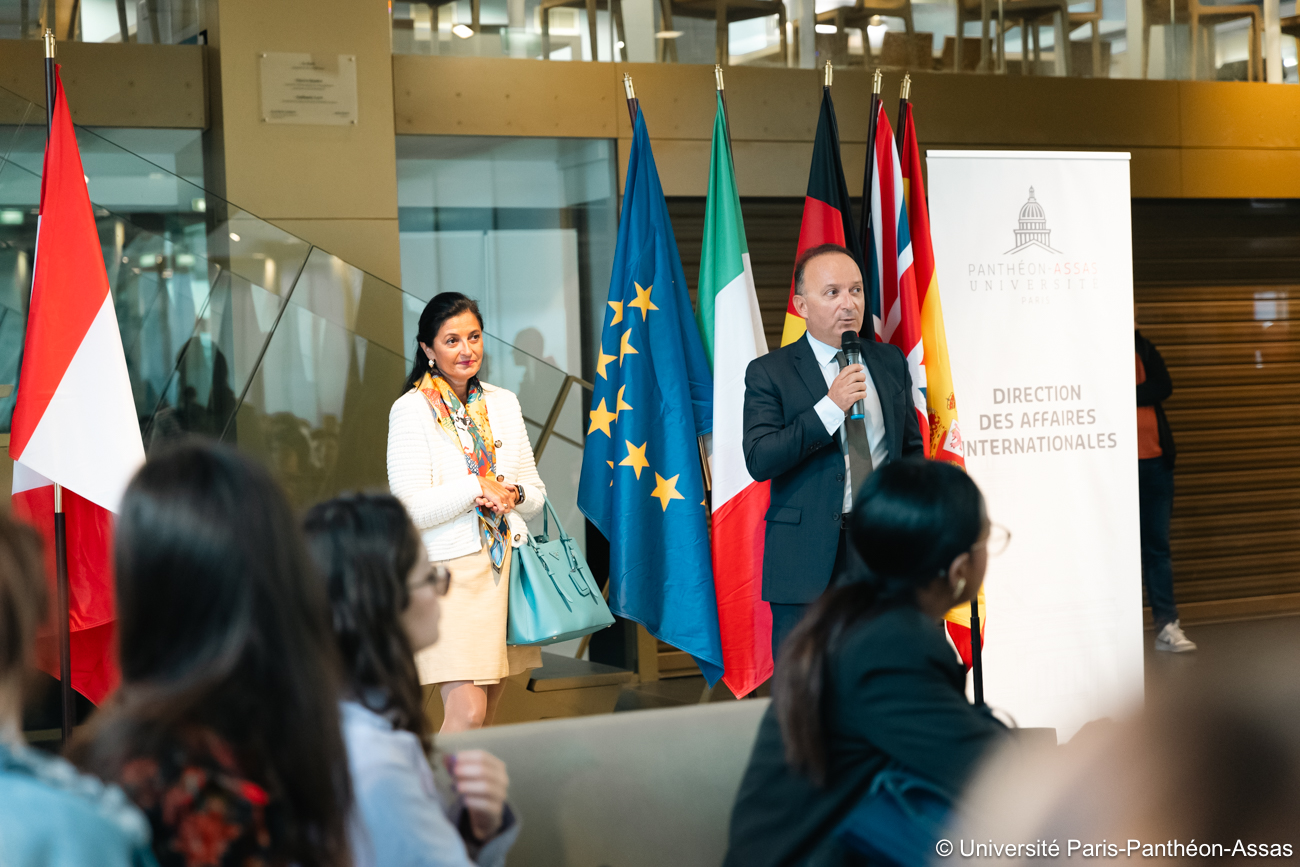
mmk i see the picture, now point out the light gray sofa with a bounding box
[439,698,770,867]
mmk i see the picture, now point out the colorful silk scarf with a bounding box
[417,371,508,569]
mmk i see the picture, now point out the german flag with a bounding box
[779,88,861,347]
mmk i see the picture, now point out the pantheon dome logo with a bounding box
[1006,187,1062,255]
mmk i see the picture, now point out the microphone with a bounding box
[840,331,866,421]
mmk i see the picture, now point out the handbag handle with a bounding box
[539,498,574,544]
[868,767,953,826]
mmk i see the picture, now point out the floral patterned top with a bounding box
[115,729,284,867]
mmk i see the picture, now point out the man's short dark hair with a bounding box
[793,243,857,295]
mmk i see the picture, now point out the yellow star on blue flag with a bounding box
[577,104,721,685]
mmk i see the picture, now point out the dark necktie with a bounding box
[835,350,875,502]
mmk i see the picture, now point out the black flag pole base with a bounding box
[969,597,984,706]
[45,30,74,747]
[54,485,74,745]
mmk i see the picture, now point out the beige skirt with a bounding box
[416,544,542,686]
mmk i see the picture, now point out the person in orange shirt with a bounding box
[1136,329,1196,652]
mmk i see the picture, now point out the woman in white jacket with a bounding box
[387,292,545,731]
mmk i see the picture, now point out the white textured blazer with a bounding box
[387,383,547,562]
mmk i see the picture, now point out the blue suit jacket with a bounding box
[742,336,925,603]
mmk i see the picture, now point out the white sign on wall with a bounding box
[927,151,1144,742]
[259,53,358,125]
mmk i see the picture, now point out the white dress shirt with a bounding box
[806,331,888,511]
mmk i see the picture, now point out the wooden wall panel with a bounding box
[1179,81,1300,149]
[1138,278,1300,610]
[1133,195,1300,618]
[669,197,804,350]
[0,40,205,128]
[394,56,616,138]
[1181,149,1300,198]
[394,57,1300,201]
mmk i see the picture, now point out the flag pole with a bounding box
[895,73,911,149]
[43,28,75,745]
[623,73,639,124]
[715,64,733,161]
[858,69,882,278]
[704,63,732,506]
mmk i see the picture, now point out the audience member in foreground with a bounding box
[304,493,518,867]
[0,512,156,867]
[724,459,1008,867]
[949,648,1300,864]
[70,442,353,867]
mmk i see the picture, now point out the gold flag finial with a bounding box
[715,64,725,92]
[44,28,55,59]
[900,73,912,100]
[871,68,882,95]
[623,74,636,101]
[823,60,833,88]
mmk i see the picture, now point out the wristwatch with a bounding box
[515,485,526,505]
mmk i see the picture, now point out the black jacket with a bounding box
[1135,330,1176,468]
[742,336,925,603]
[723,607,1008,867]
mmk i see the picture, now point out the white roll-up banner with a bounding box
[927,151,1143,742]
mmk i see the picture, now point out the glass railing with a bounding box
[0,0,203,44]
[390,0,1296,82]
[0,82,594,551]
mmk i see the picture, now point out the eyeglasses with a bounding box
[974,523,1012,557]
[411,564,452,596]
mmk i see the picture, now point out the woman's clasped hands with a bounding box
[476,476,518,516]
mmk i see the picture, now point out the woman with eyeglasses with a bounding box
[724,459,1011,867]
[303,493,517,867]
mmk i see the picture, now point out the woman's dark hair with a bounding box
[774,459,985,785]
[0,511,49,686]
[302,493,430,750]
[70,441,352,867]
[402,292,485,393]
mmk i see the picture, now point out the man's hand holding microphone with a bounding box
[830,331,869,418]
[829,364,868,413]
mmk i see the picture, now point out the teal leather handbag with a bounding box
[506,499,615,646]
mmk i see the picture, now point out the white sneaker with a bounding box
[1155,620,1197,653]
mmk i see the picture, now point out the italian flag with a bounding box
[696,93,772,697]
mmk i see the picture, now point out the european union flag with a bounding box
[577,106,722,684]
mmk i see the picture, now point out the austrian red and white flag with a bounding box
[9,65,144,704]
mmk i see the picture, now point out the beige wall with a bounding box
[394,57,1300,200]
[0,39,205,127]
[202,0,401,286]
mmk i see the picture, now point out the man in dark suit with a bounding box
[743,243,925,657]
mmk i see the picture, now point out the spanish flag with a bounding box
[896,101,984,667]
